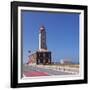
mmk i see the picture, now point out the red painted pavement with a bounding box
[24,71,49,77]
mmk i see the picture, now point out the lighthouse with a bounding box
[36,25,51,64]
[28,25,52,65]
[39,26,47,51]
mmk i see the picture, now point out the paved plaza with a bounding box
[23,64,74,77]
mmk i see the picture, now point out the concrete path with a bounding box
[23,64,73,77]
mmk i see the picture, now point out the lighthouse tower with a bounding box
[28,25,52,65]
[39,26,47,51]
[36,25,51,65]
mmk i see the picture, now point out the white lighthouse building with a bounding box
[39,26,47,51]
[28,25,52,65]
[37,25,51,64]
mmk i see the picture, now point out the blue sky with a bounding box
[21,10,79,64]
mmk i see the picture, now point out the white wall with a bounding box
[0,0,89,90]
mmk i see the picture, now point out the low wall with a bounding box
[36,64,79,74]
